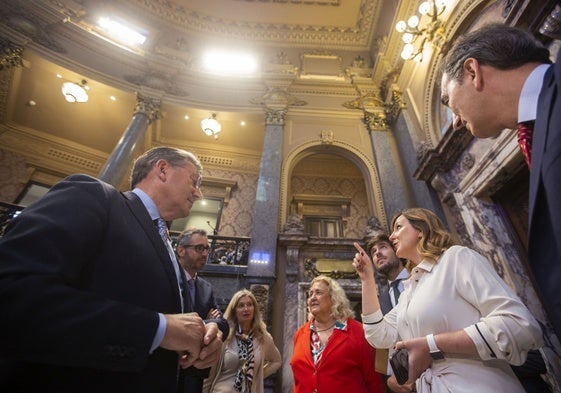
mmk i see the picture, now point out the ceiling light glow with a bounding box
[203,50,257,75]
[98,17,147,46]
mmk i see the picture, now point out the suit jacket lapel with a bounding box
[123,191,183,309]
[530,65,555,225]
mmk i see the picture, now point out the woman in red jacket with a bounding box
[290,275,383,393]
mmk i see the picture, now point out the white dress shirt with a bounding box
[363,246,543,392]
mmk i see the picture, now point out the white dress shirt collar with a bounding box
[518,63,551,123]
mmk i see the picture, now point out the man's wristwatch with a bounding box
[426,333,444,360]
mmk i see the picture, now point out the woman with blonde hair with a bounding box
[204,289,281,393]
[290,275,383,393]
[353,207,543,392]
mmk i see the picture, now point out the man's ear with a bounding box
[463,58,483,90]
[176,245,185,257]
[155,159,169,178]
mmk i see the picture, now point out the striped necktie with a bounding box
[517,121,534,168]
[154,218,185,311]
[155,217,169,243]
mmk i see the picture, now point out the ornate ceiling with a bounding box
[0,0,404,177]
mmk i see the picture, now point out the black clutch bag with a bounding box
[389,348,409,385]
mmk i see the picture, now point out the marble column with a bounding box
[98,94,161,187]
[247,109,285,278]
[366,125,408,223]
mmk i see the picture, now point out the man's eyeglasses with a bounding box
[193,174,202,189]
[183,244,210,253]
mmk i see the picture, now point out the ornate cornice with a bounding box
[128,0,377,49]
[0,39,23,71]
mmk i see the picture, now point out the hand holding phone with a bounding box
[389,348,409,385]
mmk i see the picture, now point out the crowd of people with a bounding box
[0,21,558,393]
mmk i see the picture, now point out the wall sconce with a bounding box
[61,79,89,103]
[201,113,222,139]
[395,0,448,62]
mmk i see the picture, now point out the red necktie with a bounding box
[517,121,534,168]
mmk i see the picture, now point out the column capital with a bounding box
[383,88,406,125]
[0,39,23,71]
[265,109,287,125]
[363,111,388,132]
[134,94,161,123]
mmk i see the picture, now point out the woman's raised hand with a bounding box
[352,242,374,281]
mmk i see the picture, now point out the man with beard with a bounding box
[175,228,229,393]
[366,233,409,393]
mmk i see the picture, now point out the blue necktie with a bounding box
[156,217,169,243]
[155,218,185,311]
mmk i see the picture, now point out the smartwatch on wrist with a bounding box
[426,333,444,360]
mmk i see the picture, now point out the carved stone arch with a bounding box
[279,139,386,231]
[422,0,491,145]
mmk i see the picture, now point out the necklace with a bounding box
[316,322,336,332]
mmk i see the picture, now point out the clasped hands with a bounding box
[161,312,223,369]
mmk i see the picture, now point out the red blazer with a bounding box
[290,318,383,393]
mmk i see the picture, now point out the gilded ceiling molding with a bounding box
[236,0,340,4]
[0,39,23,71]
[320,130,334,144]
[342,91,392,131]
[0,64,14,123]
[251,87,307,112]
[385,88,406,125]
[265,51,299,75]
[344,63,404,131]
[129,0,375,48]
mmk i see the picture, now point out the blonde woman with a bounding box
[290,275,383,393]
[204,289,281,393]
[353,207,543,393]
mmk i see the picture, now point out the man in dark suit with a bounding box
[0,147,223,392]
[175,228,229,393]
[440,24,558,392]
[366,234,409,393]
[440,23,560,339]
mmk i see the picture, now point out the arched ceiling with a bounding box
[0,0,403,174]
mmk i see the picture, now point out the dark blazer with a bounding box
[181,276,228,392]
[0,174,184,393]
[530,51,561,338]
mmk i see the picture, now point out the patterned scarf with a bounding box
[310,319,346,365]
[234,326,255,393]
